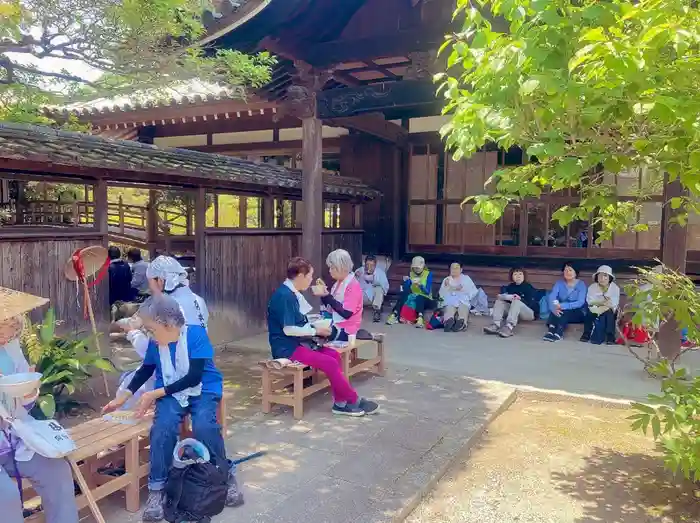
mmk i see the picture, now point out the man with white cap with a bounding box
[386,256,435,328]
[0,287,79,523]
[581,265,620,345]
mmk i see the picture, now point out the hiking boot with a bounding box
[454,319,466,332]
[358,398,380,415]
[226,472,244,507]
[498,324,514,338]
[484,323,500,335]
[415,315,425,328]
[332,402,365,417]
[372,308,381,323]
[386,313,398,326]
[444,317,455,332]
[143,490,166,522]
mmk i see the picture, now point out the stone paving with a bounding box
[98,365,514,523]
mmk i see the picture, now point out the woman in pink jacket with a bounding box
[313,249,364,343]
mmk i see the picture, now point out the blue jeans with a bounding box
[149,393,232,490]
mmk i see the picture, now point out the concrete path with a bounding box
[96,367,514,523]
[232,313,700,402]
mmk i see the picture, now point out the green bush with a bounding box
[20,308,115,419]
[630,361,700,481]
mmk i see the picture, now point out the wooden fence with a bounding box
[0,233,109,337]
[203,229,363,344]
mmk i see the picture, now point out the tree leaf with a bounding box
[38,395,56,419]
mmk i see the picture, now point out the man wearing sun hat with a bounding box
[0,287,79,523]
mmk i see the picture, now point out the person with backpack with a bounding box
[543,262,588,342]
[103,295,242,522]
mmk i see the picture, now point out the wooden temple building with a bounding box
[2,0,697,343]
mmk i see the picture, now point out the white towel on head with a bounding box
[147,256,189,292]
[158,326,201,407]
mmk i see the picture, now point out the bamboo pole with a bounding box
[82,278,110,396]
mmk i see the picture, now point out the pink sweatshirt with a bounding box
[331,277,363,335]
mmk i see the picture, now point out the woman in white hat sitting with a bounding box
[581,265,620,345]
[0,288,79,523]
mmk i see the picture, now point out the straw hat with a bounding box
[65,245,109,282]
[0,286,49,323]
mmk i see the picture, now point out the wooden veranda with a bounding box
[0,123,378,343]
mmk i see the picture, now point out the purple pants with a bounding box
[291,346,359,404]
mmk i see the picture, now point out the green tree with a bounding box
[440,0,700,357]
[0,0,275,124]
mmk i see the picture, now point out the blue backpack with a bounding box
[538,294,550,320]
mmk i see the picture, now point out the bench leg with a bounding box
[261,368,272,414]
[341,351,351,377]
[70,459,107,523]
[293,370,304,420]
[377,340,386,376]
[125,437,140,512]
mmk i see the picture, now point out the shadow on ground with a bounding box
[552,447,700,523]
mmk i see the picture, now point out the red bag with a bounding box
[618,322,652,344]
[400,305,418,324]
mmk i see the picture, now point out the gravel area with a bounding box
[406,396,700,523]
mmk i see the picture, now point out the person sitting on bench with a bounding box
[543,262,588,342]
[581,265,620,345]
[267,257,380,417]
[439,262,478,332]
[355,255,389,323]
[386,256,435,328]
[314,249,364,343]
[484,267,538,338]
[0,294,79,523]
[103,296,242,522]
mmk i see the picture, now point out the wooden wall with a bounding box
[340,135,401,257]
[0,233,109,338]
[203,230,363,344]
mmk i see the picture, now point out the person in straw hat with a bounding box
[0,287,79,523]
[581,265,621,345]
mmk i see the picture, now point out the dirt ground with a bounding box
[60,340,264,428]
[407,396,700,523]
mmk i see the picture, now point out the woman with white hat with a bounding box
[581,265,620,345]
[0,288,79,523]
[386,256,435,328]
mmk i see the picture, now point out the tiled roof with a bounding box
[43,80,247,117]
[0,123,379,199]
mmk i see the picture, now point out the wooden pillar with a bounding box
[147,190,158,259]
[14,182,24,225]
[262,195,275,229]
[195,187,207,296]
[302,114,324,272]
[94,179,108,247]
[658,176,688,359]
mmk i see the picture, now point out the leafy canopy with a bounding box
[439,0,700,236]
[0,0,275,124]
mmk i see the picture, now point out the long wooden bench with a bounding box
[259,337,386,420]
[21,397,227,522]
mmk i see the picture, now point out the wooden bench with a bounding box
[259,337,386,419]
[21,397,227,522]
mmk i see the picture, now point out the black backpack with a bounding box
[163,456,228,523]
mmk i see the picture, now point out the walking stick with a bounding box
[82,277,110,396]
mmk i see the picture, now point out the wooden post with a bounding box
[195,187,207,296]
[14,182,23,225]
[263,195,275,229]
[658,176,688,359]
[118,195,125,234]
[94,179,109,247]
[147,190,158,259]
[302,114,323,271]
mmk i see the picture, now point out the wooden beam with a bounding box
[67,99,275,128]
[152,114,297,138]
[317,80,437,119]
[326,114,407,146]
[187,137,342,154]
[94,179,109,247]
[302,114,324,274]
[302,27,446,67]
[195,187,207,296]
